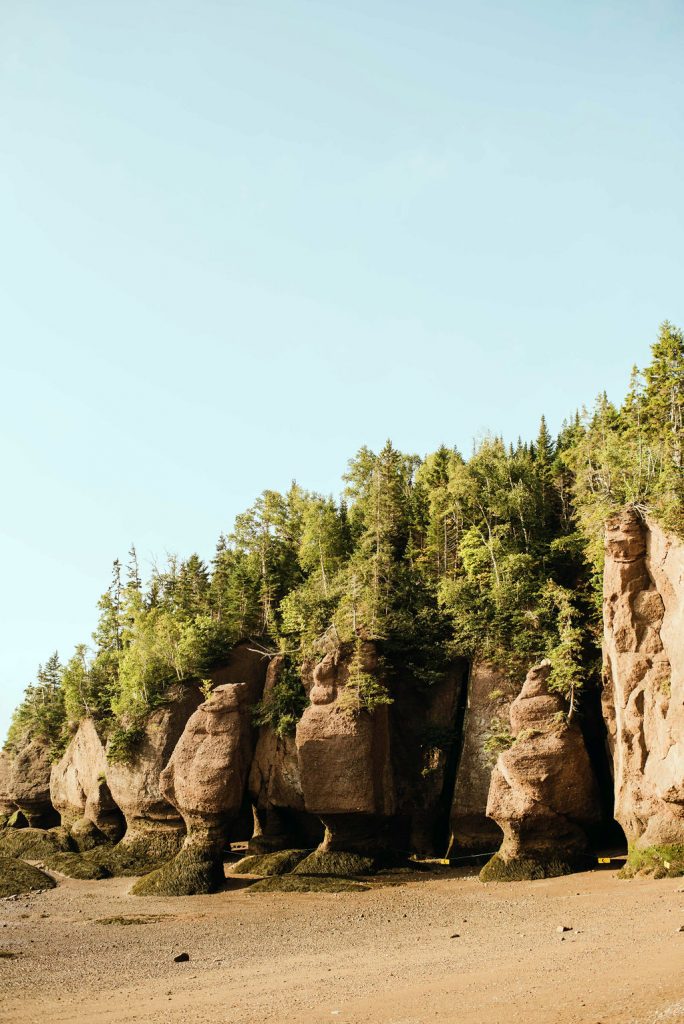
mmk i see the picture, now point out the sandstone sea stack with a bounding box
[50,718,124,844]
[8,737,56,828]
[294,645,395,873]
[105,685,203,865]
[132,645,267,894]
[480,661,601,881]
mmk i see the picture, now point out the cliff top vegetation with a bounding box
[6,322,683,755]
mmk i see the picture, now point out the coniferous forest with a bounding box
[6,322,684,761]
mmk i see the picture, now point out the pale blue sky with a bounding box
[2,0,683,739]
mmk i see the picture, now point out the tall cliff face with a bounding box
[603,511,684,863]
[0,752,17,820]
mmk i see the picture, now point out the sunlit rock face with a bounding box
[50,718,124,841]
[481,661,601,880]
[8,737,56,828]
[603,511,684,850]
[106,686,204,856]
[296,645,395,856]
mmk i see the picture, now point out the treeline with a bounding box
[6,323,683,757]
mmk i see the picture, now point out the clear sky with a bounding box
[1,0,683,740]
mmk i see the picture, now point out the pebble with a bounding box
[173,952,190,963]
[556,925,571,933]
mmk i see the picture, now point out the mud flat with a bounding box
[1,864,682,1024]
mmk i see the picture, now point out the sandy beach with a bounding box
[1,865,682,1024]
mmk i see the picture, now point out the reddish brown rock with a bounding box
[248,656,321,852]
[0,752,17,818]
[160,680,260,852]
[106,685,203,858]
[480,662,600,880]
[603,511,684,858]
[450,662,518,853]
[50,719,124,842]
[132,646,267,894]
[295,645,395,856]
[8,738,56,827]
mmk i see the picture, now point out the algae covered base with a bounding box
[619,843,684,879]
[229,849,309,876]
[248,874,370,893]
[292,849,377,877]
[479,852,578,882]
[0,856,56,898]
[131,846,225,896]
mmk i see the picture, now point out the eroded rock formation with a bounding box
[160,682,258,851]
[105,684,203,860]
[480,662,601,880]
[8,738,56,827]
[295,645,395,862]
[50,718,124,843]
[132,645,267,894]
[603,511,684,873]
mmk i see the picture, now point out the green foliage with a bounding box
[5,653,65,754]
[337,641,393,716]
[6,322,683,758]
[542,583,585,701]
[105,724,145,765]
[483,718,515,761]
[436,431,598,679]
[570,322,684,552]
[252,657,308,737]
